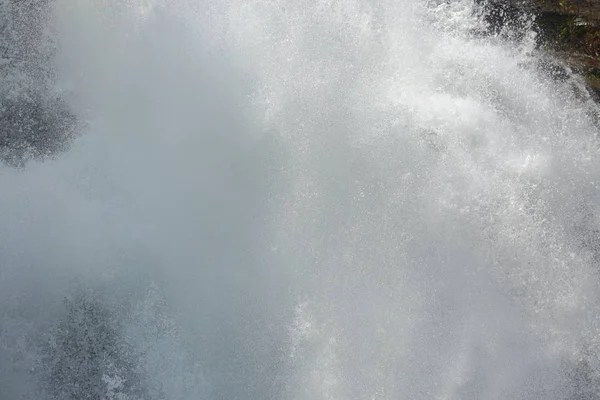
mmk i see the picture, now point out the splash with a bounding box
[2,0,600,399]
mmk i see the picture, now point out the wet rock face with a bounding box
[0,0,77,167]
[476,0,535,37]
[476,0,600,96]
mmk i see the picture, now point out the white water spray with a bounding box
[2,0,600,399]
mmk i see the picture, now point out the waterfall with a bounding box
[2,0,600,399]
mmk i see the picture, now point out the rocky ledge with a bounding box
[534,0,600,91]
[481,0,600,96]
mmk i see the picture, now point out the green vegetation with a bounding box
[532,0,600,91]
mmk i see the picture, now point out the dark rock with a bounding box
[472,0,600,103]
[476,0,535,37]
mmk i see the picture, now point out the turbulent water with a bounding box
[2,0,600,399]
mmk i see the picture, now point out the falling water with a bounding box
[2,0,600,399]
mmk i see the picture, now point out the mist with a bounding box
[2,0,600,399]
